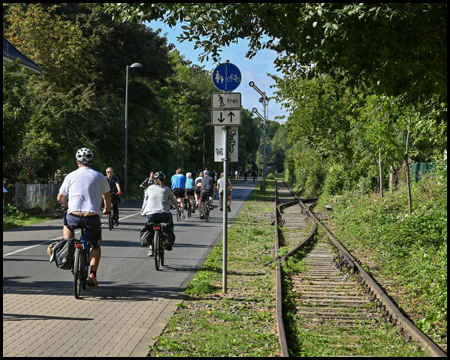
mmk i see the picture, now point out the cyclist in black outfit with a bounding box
[105,167,122,226]
[199,170,216,218]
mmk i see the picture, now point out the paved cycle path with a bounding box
[3,179,259,357]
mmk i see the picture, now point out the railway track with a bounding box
[274,181,446,357]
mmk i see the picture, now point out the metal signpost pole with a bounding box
[263,92,267,192]
[124,65,129,199]
[222,125,229,294]
[211,60,241,295]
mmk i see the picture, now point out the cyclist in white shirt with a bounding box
[194,171,203,210]
[57,147,111,288]
[217,172,234,212]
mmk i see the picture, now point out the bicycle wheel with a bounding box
[81,246,89,290]
[160,235,165,267]
[108,211,114,230]
[186,199,191,218]
[176,202,181,222]
[205,199,210,222]
[154,230,161,271]
[73,247,83,299]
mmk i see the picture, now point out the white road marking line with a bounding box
[3,212,140,258]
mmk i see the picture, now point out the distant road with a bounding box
[3,179,258,357]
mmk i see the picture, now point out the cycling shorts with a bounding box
[185,189,195,196]
[200,189,212,201]
[195,186,202,194]
[64,213,102,248]
[172,188,185,199]
[219,188,231,196]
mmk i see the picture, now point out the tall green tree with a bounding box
[3,3,183,188]
[3,62,33,185]
[105,3,447,104]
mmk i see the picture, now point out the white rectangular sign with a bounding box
[211,93,241,109]
[211,110,241,126]
[214,126,238,162]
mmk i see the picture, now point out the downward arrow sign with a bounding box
[218,112,225,123]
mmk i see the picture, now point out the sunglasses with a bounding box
[106,171,112,173]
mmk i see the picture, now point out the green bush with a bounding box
[318,175,447,336]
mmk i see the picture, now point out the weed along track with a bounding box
[274,181,446,357]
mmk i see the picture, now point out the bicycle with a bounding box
[105,193,118,230]
[200,194,211,222]
[108,206,114,230]
[175,199,182,222]
[204,197,210,222]
[149,222,165,271]
[73,227,90,299]
[184,196,192,218]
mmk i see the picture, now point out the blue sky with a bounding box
[146,20,288,124]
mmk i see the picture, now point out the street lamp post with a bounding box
[124,62,143,199]
[176,102,188,170]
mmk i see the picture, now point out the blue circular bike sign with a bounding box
[212,62,241,92]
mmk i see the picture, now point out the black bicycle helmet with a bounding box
[154,171,166,181]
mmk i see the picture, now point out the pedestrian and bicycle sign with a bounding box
[212,62,241,92]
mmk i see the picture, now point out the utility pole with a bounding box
[249,81,269,192]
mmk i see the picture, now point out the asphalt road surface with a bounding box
[3,179,258,357]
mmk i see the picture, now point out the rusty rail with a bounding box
[283,181,446,357]
[274,181,289,357]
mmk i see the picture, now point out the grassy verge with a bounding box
[316,175,447,349]
[148,179,281,357]
[3,204,53,230]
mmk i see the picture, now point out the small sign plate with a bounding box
[211,110,241,126]
[211,93,241,109]
[214,127,238,162]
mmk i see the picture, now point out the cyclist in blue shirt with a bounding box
[185,172,196,214]
[171,168,186,220]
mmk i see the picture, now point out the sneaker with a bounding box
[115,220,119,226]
[164,245,173,251]
[87,273,98,288]
[200,215,204,219]
[220,208,223,211]
[192,209,195,214]
[227,205,231,212]
[148,248,154,257]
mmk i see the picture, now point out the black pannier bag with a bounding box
[139,223,175,247]
[54,238,75,270]
[139,224,153,247]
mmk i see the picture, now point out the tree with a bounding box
[5,4,98,91]
[3,3,182,187]
[105,3,447,104]
[3,62,32,185]
[268,125,289,173]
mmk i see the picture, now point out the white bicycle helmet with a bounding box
[75,147,94,164]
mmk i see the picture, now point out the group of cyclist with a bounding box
[54,147,237,288]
